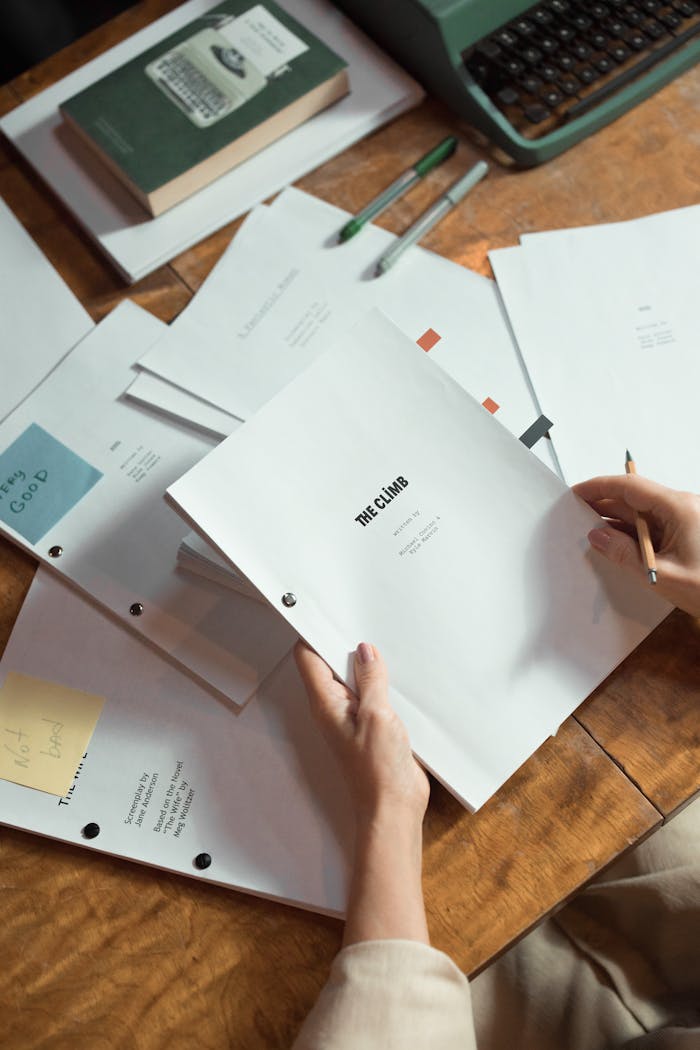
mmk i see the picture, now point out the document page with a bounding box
[490,204,700,489]
[0,300,295,704]
[169,311,669,810]
[125,371,242,440]
[0,570,352,915]
[140,189,556,470]
[0,196,93,422]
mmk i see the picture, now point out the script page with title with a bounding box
[169,311,669,809]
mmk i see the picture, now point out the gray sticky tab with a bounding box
[519,415,553,449]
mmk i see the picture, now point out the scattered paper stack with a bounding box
[0,203,351,915]
[2,177,696,911]
[488,204,700,492]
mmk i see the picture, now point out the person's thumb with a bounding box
[588,526,644,577]
[354,642,389,710]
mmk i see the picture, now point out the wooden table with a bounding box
[1,5,699,1047]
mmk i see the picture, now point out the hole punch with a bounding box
[194,852,212,870]
[130,602,144,616]
[281,593,297,608]
[48,545,63,558]
[81,822,100,839]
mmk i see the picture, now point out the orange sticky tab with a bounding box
[416,328,441,352]
[482,397,500,414]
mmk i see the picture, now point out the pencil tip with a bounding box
[648,569,657,585]
[625,449,632,462]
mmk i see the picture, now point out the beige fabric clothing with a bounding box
[293,798,700,1049]
[292,940,477,1050]
[471,799,700,1050]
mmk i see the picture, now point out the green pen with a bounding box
[338,136,458,243]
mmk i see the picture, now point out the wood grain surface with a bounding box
[423,719,660,975]
[1,2,699,1046]
[577,609,700,819]
[0,721,660,1050]
[0,83,21,117]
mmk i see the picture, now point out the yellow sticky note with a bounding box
[0,672,104,796]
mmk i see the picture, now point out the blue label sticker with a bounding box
[0,423,102,545]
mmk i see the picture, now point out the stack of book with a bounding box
[59,0,350,216]
[0,0,423,280]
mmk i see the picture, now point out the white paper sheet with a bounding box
[178,530,265,602]
[0,0,422,283]
[168,311,670,811]
[125,371,242,439]
[0,299,295,703]
[0,570,352,915]
[0,195,94,422]
[140,188,557,469]
[489,204,700,489]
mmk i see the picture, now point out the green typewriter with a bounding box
[334,0,700,165]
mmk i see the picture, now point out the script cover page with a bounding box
[168,311,669,809]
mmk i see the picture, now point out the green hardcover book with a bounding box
[60,1,349,216]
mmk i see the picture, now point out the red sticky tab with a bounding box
[416,328,441,352]
[482,397,500,414]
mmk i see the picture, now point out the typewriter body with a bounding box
[334,0,700,165]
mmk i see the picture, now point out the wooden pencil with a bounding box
[625,449,657,585]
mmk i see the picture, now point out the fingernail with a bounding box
[588,528,610,552]
[356,642,374,664]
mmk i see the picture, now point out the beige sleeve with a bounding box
[292,939,476,1050]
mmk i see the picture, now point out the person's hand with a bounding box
[295,640,431,946]
[573,474,700,617]
[294,640,430,824]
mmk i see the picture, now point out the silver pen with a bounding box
[375,160,489,277]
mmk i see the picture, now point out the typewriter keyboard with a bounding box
[463,0,700,138]
[151,53,231,124]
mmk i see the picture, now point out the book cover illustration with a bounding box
[144,7,310,128]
